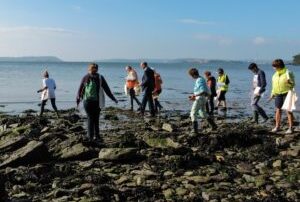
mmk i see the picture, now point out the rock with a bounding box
[0,136,28,152]
[236,163,253,174]
[0,141,47,168]
[163,188,175,200]
[98,148,138,161]
[60,143,96,160]
[280,149,299,157]
[176,187,188,196]
[144,137,180,148]
[162,123,175,132]
[242,174,255,183]
[184,176,210,183]
[272,160,282,168]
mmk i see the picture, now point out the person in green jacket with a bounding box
[216,68,230,110]
[269,59,295,134]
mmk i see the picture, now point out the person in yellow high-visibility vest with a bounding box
[269,59,295,134]
[216,68,230,110]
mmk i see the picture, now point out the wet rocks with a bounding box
[98,148,139,161]
[0,107,299,201]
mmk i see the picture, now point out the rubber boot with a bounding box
[207,117,218,131]
[253,111,259,124]
[190,121,198,136]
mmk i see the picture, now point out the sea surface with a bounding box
[0,61,300,120]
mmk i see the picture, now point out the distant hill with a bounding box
[293,54,300,65]
[0,56,63,62]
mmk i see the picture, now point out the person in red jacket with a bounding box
[153,69,163,112]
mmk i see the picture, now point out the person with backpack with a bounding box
[77,63,118,142]
[140,62,156,117]
[248,63,269,124]
[216,68,230,110]
[204,71,217,115]
[153,69,163,112]
[37,70,59,117]
[125,66,141,111]
[188,68,217,136]
[269,59,295,134]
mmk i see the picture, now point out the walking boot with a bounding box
[252,111,259,124]
[190,121,199,137]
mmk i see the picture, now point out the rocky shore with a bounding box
[0,108,299,201]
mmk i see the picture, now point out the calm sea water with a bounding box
[0,61,299,119]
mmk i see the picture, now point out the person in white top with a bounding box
[37,71,59,117]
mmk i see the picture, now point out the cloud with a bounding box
[178,18,215,25]
[0,26,76,34]
[253,36,266,45]
[195,34,232,46]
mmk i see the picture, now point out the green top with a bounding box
[271,67,295,96]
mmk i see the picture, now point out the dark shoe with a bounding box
[261,117,269,124]
[191,121,198,135]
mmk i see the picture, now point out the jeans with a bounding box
[129,88,141,109]
[40,98,58,116]
[141,89,155,116]
[190,96,208,122]
[84,100,100,140]
[251,95,268,119]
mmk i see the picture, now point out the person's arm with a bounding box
[76,75,86,105]
[141,70,150,87]
[258,71,266,94]
[54,80,57,90]
[101,76,118,103]
[37,79,48,93]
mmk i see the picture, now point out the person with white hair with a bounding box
[37,70,59,117]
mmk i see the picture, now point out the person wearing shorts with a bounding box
[270,59,295,134]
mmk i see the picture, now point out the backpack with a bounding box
[84,76,99,101]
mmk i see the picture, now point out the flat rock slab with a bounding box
[99,148,138,161]
[0,140,47,168]
[0,136,28,152]
[60,143,96,160]
[145,137,180,149]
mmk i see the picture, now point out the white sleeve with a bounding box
[42,79,47,87]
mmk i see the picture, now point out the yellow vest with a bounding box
[271,67,295,96]
[217,74,229,91]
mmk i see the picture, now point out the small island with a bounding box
[0,56,62,63]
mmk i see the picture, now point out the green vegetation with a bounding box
[293,54,300,65]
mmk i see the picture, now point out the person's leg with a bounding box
[129,89,134,110]
[50,98,59,117]
[251,95,260,123]
[190,99,200,134]
[287,112,293,129]
[209,96,214,114]
[40,100,47,116]
[275,108,281,129]
[141,92,148,115]
[147,91,155,116]
[132,89,141,106]
[84,101,94,140]
[154,98,159,112]
[254,96,268,120]
[94,105,101,140]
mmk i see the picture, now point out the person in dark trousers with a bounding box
[125,66,141,111]
[37,71,59,117]
[216,68,230,110]
[153,69,163,112]
[77,63,118,142]
[204,71,217,115]
[140,62,156,117]
[248,63,269,124]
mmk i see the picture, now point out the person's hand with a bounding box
[189,95,196,101]
[37,89,42,93]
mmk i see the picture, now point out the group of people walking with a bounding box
[37,58,297,142]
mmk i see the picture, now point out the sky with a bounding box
[0,0,299,61]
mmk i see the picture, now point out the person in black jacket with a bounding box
[248,63,269,123]
[77,63,118,142]
[140,62,155,117]
[204,71,217,115]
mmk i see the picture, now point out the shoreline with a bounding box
[0,107,299,201]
